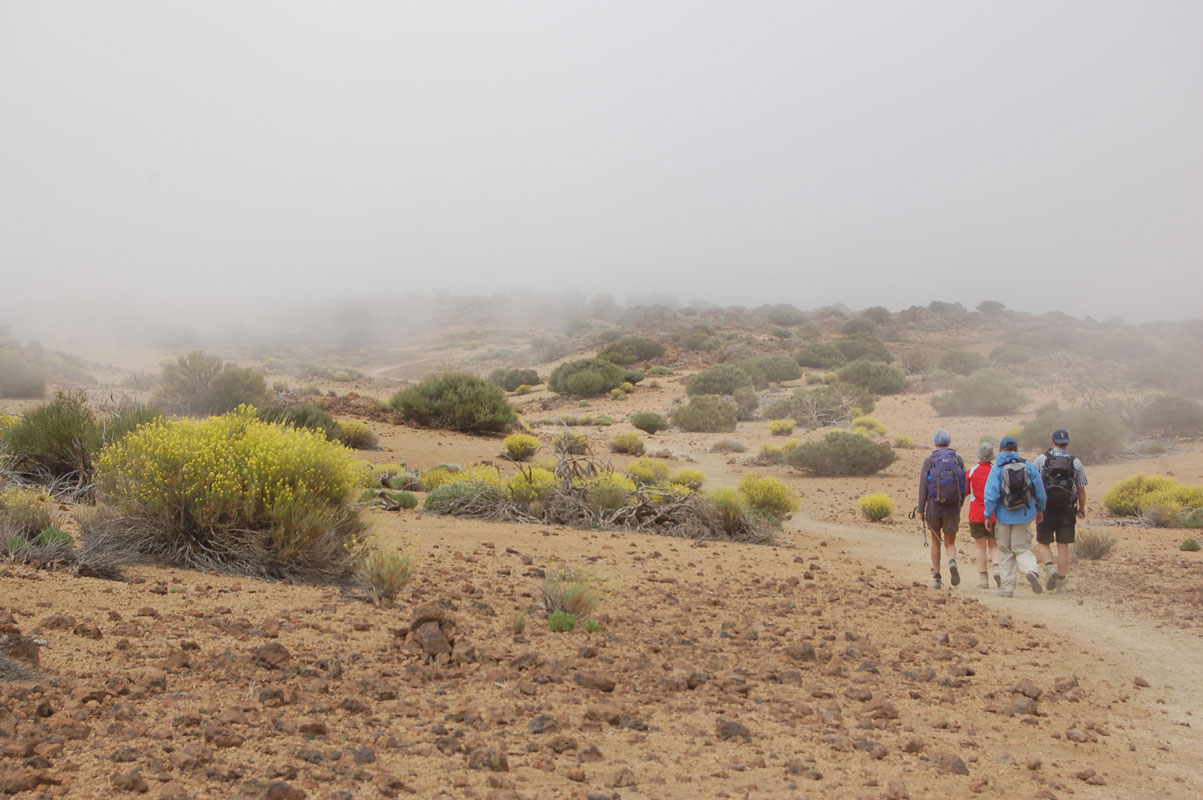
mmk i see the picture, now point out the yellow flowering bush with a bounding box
[669,469,706,491]
[1102,473,1178,516]
[768,419,795,436]
[625,458,670,486]
[583,472,636,511]
[704,488,747,534]
[0,487,54,537]
[508,467,558,504]
[503,433,541,462]
[609,431,645,456]
[738,473,801,519]
[851,416,887,437]
[858,493,896,521]
[337,419,378,450]
[90,407,368,581]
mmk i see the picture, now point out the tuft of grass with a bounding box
[710,439,747,454]
[540,566,603,618]
[509,610,528,635]
[1074,530,1117,561]
[548,610,578,632]
[582,618,602,633]
[386,490,418,510]
[358,545,419,604]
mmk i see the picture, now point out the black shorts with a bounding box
[1036,508,1076,544]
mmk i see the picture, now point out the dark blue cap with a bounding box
[999,436,1019,450]
[1052,429,1070,445]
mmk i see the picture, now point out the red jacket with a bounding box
[966,460,993,523]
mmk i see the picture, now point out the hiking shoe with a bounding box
[993,570,1001,587]
[1025,571,1044,594]
[977,573,989,589]
[930,575,942,590]
[999,590,1013,598]
[948,559,960,587]
[1046,570,1062,591]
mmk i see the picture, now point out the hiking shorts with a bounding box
[968,520,994,540]
[925,506,960,536]
[1036,508,1076,544]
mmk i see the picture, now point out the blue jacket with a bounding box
[983,451,1047,524]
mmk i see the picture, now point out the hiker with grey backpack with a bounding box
[1032,429,1088,591]
[918,430,967,589]
[983,437,1047,597]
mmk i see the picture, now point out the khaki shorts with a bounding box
[926,514,959,536]
[968,520,994,540]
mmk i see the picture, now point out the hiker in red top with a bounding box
[966,441,1001,588]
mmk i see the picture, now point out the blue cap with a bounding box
[999,436,1019,450]
[1052,429,1070,445]
[933,429,951,447]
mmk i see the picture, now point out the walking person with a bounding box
[984,437,1046,597]
[1032,429,1087,590]
[966,441,1001,588]
[918,430,967,589]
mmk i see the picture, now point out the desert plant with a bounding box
[686,364,753,397]
[768,419,795,436]
[764,384,876,428]
[582,618,602,633]
[386,490,419,509]
[609,388,626,400]
[488,368,541,392]
[795,343,847,370]
[834,336,893,363]
[541,566,603,617]
[0,350,48,398]
[2,390,98,482]
[554,432,590,456]
[548,359,626,397]
[671,395,738,433]
[84,408,369,582]
[647,366,673,376]
[598,336,665,366]
[609,431,645,456]
[851,415,887,437]
[503,433,541,461]
[507,467,557,505]
[358,545,418,603]
[758,443,785,465]
[934,349,989,376]
[336,419,377,449]
[509,610,528,635]
[858,493,896,521]
[0,488,54,538]
[1136,394,1203,437]
[931,369,1026,416]
[705,487,748,534]
[257,404,341,440]
[837,359,907,394]
[669,469,705,491]
[1015,403,1126,462]
[1103,473,1178,516]
[741,354,802,386]
[159,351,268,414]
[737,473,801,519]
[100,403,163,448]
[390,372,516,433]
[625,458,669,486]
[1180,537,1202,551]
[1183,508,1203,530]
[842,317,877,337]
[583,471,637,511]
[548,611,578,632]
[786,431,899,476]
[628,412,668,436]
[1074,530,1116,561]
[710,439,747,454]
[1137,485,1203,527]
[733,386,760,421]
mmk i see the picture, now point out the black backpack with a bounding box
[1000,459,1034,511]
[1042,450,1076,511]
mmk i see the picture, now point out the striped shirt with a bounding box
[1032,448,1088,488]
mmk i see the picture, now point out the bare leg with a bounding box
[929,530,942,575]
[974,538,989,574]
[1056,542,1071,577]
[943,532,958,563]
[1036,541,1054,567]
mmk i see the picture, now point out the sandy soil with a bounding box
[4,365,1203,800]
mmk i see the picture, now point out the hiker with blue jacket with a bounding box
[984,437,1047,598]
[918,430,967,589]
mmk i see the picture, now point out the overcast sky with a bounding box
[2,0,1200,332]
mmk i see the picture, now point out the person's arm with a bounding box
[918,457,930,519]
[1031,462,1047,523]
[1075,459,1087,518]
[957,455,967,501]
[983,466,1000,530]
[1077,486,1087,518]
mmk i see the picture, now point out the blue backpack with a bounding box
[927,449,964,505]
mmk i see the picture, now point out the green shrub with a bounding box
[609,388,626,400]
[934,349,988,376]
[705,488,748,534]
[858,494,895,521]
[837,360,906,394]
[1075,530,1116,561]
[1183,509,1203,530]
[931,370,1026,416]
[598,336,665,366]
[671,396,738,433]
[582,618,602,633]
[1137,485,1203,527]
[36,525,73,547]
[359,545,418,603]
[1015,403,1126,461]
[0,351,48,398]
[842,318,877,337]
[87,408,369,582]
[764,384,876,428]
[647,366,673,376]
[548,611,578,632]
[2,390,98,481]
[503,433,541,461]
[386,490,419,509]
[337,419,378,449]
[834,336,893,363]
[710,439,747,454]
[675,326,718,351]
[1136,394,1203,437]
[686,364,753,397]
[795,343,847,370]
[609,431,645,455]
[389,372,516,433]
[737,474,801,519]
[1180,537,1202,551]
[743,354,802,386]
[488,368,541,392]
[989,343,1033,365]
[583,471,636,511]
[549,359,626,397]
[0,488,54,538]
[760,303,808,326]
[733,386,760,421]
[159,351,268,414]
[541,566,603,616]
[625,458,669,486]
[424,481,503,514]
[786,431,899,476]
[257,404,341,440]
[100,403,163,448]
[768,419,795,436]
[758,443,785,465]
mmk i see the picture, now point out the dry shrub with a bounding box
[609,431,645,456]
[337,419,378,450]
[540,566,603,617]
[358,545,419,604]
[1074,530,1116,561]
